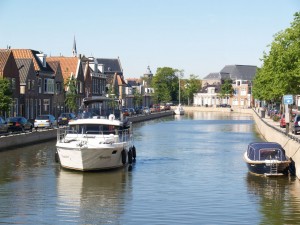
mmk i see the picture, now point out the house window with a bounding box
[11,78,16,90]
[44,78,54,94]
[56,82,61,94]
[32,80,35,90]
[79,81,83,94]
[30,98,34,119]
[241,87,247,96]
[28,79,31,90]
[43,99,50,112]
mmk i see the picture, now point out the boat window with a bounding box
[248,148,255,160]
[86,124,102,134]
[259,149,281,160]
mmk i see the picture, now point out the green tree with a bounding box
[181,74,201,105]
[253,12,300,102]
[65,76,78,112]
[152,67,179,104]
[133,90,142,107]
[0,78,12,115]
[219,79,234,103]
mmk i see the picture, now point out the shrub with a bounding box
[273,115,280,122]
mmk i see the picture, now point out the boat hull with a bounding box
[243,152,290,175]
[56,144,129,171]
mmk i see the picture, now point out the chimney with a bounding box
[36,53,47,68]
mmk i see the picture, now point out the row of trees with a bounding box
[150,67,202,105]
[253,12,300,104]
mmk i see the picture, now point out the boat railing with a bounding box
[57,126,132,144]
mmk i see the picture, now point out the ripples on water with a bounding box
[0,112,300,224]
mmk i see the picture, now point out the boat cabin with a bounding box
[246,142,288,161]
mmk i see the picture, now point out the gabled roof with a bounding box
[47,57,79,80]
[9,49,53,73]
[15,59,34,84]
[220,65,257,80]
[0,51,11,73]
[126,78,141,87]
[95,58,122,73]
[203,72,221,80]
[117,74,127,86]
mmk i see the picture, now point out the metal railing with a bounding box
[57,127,132,144]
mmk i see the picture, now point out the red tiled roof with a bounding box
[117,75,127,86]
[11,49,41,71]
[0,51,10,75]
[47,57,79,81]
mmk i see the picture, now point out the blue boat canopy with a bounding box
[246,142,288,161]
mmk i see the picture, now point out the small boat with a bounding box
[243,142,290,176]
[174,104,185,115]
[56,96,136,171]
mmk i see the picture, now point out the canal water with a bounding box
[1,111,300,225]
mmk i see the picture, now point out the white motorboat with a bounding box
[56,96,136,171]
[174,104,185,115]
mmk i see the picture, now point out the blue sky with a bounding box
[0,0,299,78]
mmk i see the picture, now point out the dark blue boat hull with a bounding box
[246,162,290,175]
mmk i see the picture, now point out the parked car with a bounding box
[280,113,296,128]
[34,114,57,130]
[6,117,33,133]
[143,107,151,115]
[280,114,286,128]
[128,108,136,116]
[218,104,231,108]
[0,116,9,135]
[58,113,76,126]
[150,105,161,113]
[135,106,143,114]
[164,105,171,110]
[291,114,300,134]
[122,108,129,117]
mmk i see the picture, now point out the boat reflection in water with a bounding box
[56,168,131,224]
[246,173,300,224]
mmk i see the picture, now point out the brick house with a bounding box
[0,50,20,117]
[47,56,85,113]
[11,49,58,117]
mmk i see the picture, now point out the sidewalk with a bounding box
[256,109,300,142]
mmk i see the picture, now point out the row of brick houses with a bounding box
[193,65,257,108]
[0,48,126,120]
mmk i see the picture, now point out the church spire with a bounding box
[72,36,77,57]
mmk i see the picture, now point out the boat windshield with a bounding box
[69,124,120,135]
[259,149,282,160]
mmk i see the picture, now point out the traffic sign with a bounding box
[283,95,293,105]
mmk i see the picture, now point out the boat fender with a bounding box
[132,145,136,160]
[128,149,133,164]
[121,149,127,165]
[55,151,60,163]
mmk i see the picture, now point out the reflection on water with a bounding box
[1,112,300,224]
[246,173,300,224]
[57,169,131,224]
